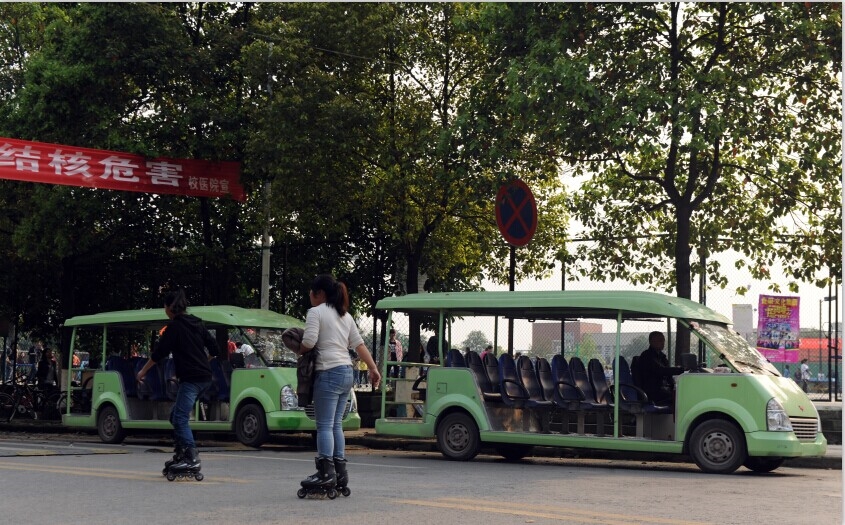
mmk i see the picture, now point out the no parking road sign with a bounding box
[495,179,537,247]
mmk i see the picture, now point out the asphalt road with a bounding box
[0,433,840,525]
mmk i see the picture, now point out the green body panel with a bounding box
[425,368,492,430]
[92,372,130,420]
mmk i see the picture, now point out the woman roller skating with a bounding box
[296,274,380,499]
[137,289,218,481]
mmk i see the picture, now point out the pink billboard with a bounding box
[756,295,800,363]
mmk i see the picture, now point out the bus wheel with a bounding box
[743,456,784,473]
[235,403,268,448]
[689,419,746,474]
[97,405,126,444]
[495,444,534,462]
[437,412,480,461]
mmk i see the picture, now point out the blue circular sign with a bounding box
[495,179,537,247]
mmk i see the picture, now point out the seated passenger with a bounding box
[637,331,683,405]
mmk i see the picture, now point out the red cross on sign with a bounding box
[495,179,537,247]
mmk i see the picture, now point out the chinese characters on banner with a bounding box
[756,295,800,363]
[0,137,244,201]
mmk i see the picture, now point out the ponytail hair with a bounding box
[163,289,188,315]
[311,274,349,316]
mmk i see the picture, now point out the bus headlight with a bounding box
[766,398,793,431]
[280,384,299,410]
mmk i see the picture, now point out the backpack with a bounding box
[793,369,802,382]
[282,327,317,407]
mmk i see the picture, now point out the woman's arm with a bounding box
[354,344,381,389]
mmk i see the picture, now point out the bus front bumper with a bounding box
[745,430,827,458]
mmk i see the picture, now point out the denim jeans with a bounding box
[313,365,353,459]
[170,380,210,449]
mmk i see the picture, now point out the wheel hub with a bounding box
[701,431,733,462]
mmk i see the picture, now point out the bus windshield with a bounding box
[691,321,780,376]
[243,328,298,367]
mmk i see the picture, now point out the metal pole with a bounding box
[260,182,272,310]
[508,245,515,356]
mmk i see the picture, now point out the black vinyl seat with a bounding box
[535,357,556,402]
[466,351,501,402]
[446,348,466,367]
[482,352,500,394]
[587,358,614,406]
[615,356,671,414]
[549,355,584,410]
[498,354,531,407]
[516,356,553,408]
[568,357,611,411]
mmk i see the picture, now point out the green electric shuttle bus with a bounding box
[374,291,826,474]
[61,306,360,447]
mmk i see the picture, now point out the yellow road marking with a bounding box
[0,460,250,484]
[398,497,714,525]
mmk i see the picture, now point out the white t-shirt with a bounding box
[800,362,811,381]
[302,303,364,371]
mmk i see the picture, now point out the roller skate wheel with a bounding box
[195,473,204,481]
[297,488,307,499]
[166,472,176,482]
[162,468,168,476]
[327,489,338,500]
[341,487,351,497]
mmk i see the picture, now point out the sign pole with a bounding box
[508,245,515,356]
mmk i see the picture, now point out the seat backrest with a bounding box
[535,357,555,402]
[551,355,582,402]
[517,355,544,401]
[630,355,642,388]
[204,358,230,401]
[230,352,246,369]
[588,358,612,405]
[446,348,466,368]
[483,352,500,393]
[568,357,597,403]
[466,351,494,393]
[615,356,641,402]
[105,355,123,372]
[163,357,179,400]
[134,357,167,401]
[497,353,524,402]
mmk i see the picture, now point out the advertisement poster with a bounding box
[756,295,800,362]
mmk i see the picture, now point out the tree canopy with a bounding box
[0,3,838,354]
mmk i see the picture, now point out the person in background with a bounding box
[298,274,380,496]
[36,347,59,390]
[799,358,811,392]
[137,289,218,476]
[480,344,494,360]
[388,329,403,378]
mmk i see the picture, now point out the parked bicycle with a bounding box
[0,378,62,422]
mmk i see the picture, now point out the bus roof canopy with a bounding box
[376,290,731,324]
[63,305,304,330]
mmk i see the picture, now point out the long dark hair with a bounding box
[311,274,349,316]
[164,289,188,315]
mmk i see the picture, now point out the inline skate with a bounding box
[162,446,184,476]
[333,457,350,497]
[165,447,204,481]
[297,457,337,499]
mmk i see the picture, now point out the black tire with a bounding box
[97,405,126,444]
[0,392,15,421]
[689,419,746,474]
[235,403,269,447]
[495,444,534,461]
[436,412,480,461]
[743,456,785,473]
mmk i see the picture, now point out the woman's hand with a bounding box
[368,368,381,389]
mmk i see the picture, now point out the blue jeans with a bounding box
[170,380,210,449]
[313,365,353,459]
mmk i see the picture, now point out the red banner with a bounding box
[0,137,244,201]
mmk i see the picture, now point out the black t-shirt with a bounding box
[151,314,218,383]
